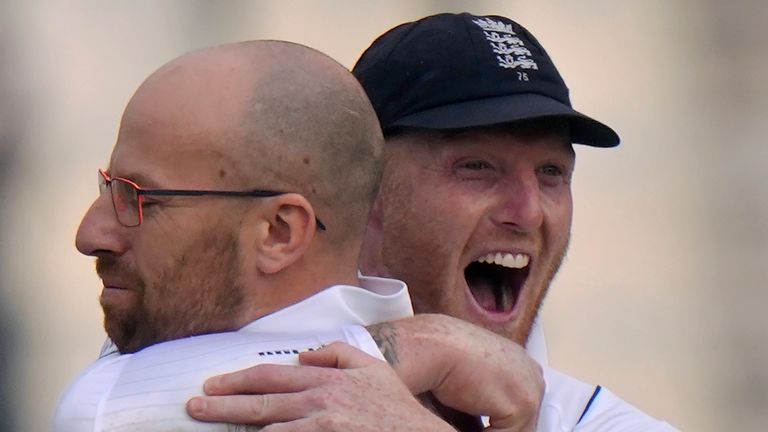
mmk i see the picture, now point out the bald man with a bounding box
[53,40,418,431]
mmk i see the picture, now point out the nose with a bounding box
[75,193,129,257]
[492,172,544,233]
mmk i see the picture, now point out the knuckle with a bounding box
[315,412,346,431]
[246,394,269,419]
[517,387,543,415]
[325,341,346,350]
[306,389,333,409]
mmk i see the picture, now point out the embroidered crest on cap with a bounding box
[473,17,539,71]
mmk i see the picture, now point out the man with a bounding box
[56,38,540,432]
[188,13,678,431]
[54,40,421,431]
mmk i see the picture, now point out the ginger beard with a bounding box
[97,228,245,354]
[379,210,570,346]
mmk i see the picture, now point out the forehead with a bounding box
[107,108,245,189]
[388,124,575,157]
[108,144,242,188]
[106,65,251,187]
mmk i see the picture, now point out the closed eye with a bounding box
[140,198,163,211]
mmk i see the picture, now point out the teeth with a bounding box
[476,252,529,269]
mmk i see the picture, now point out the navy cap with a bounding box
[353,12,620,147]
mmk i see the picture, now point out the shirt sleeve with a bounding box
[538,368,680,432]
[574,386,680,432]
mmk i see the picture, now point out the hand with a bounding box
[369,314,544,432]
[186,341,458,431]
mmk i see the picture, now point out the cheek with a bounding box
[129,224,196,304]
[131,240,168,285]
[536,193,572,285]
[378,180,477,294]
[544,191,573,237]
[380,179,457,261]
[555,195,573,235]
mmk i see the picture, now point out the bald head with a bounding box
[122,40,383,247]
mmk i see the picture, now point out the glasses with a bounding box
[97,169,326,230]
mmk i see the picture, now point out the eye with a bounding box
[537,164,570,187]
[539,165,562,176]
[140,199,162,211]
[453,158,497,181]
[461,160,492,170]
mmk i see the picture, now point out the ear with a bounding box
[246,193,318,275]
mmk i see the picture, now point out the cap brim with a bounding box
[387,93,620,147]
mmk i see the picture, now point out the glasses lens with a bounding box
[111,178,141,227]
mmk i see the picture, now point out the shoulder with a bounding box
[539,368,679,432]
[53,353,130,431]
[53,332,303,431]
[54,329,384,431]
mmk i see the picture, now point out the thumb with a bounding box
[299,341,380,369]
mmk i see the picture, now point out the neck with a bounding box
[238,256,362,326]
[359,216,386,277]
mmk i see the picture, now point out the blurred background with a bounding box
[1,1,766,431]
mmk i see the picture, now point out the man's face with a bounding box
[75,77,252,354]
[366,126,574,344]
[87,213,245,354]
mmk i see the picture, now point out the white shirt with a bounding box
[524,321,680,431]
[53,276,413,432]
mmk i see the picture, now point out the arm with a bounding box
[366,314,544,431]
[187,314,544,431]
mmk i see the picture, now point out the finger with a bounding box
[187,392,320,424]
[187,394,271,424]
[298,341,381,369]
[203,363,322,395]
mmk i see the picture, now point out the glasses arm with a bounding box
[138,189,283,198]
[138,189,327,231]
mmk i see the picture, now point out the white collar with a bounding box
[239,275,413,335]
[525,318,549,367]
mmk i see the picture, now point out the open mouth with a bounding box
[465,252,530,313]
